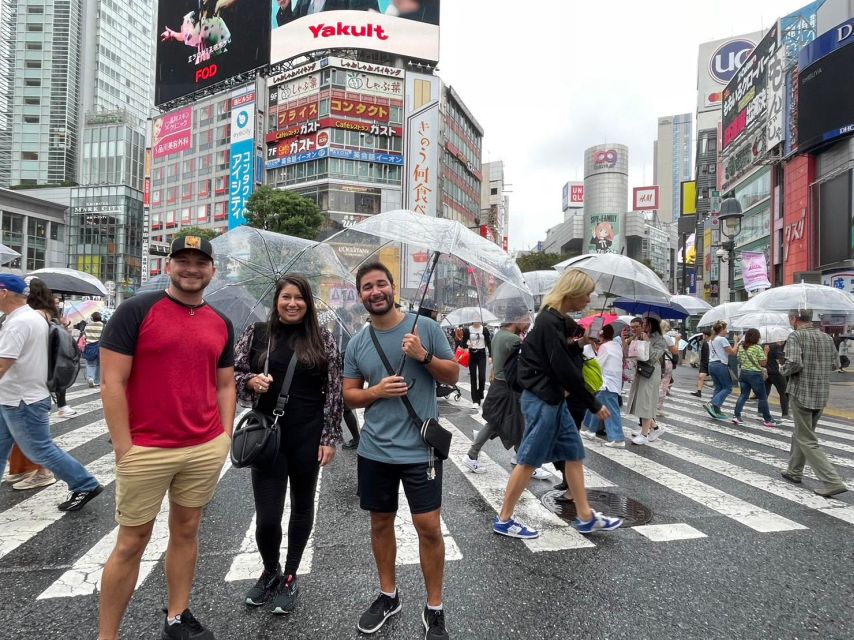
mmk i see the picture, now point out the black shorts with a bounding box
[699,361,709,375]
[357,455,443,515]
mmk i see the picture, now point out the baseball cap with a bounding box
[169,235,214,260]
[0,274,29,295]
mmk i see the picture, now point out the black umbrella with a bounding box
[27,267,108,297]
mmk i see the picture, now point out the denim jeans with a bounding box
[0,398,99,492]
[708,361,732,410]
[85,354,100,384]
[583,390,624,442]
[734,370,772,422]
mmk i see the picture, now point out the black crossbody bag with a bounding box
[368,327,452,471]
[231,324,298,470]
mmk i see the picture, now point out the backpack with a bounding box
[47,319,80,393]
[504,343,524,393]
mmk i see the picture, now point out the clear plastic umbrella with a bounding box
[670,294,713,315]
[730,311,790,331]
[444,307,499,326]
[0,242,21,266]
[522,270,560,295]
[324,210,534,326]
[759,325,793,344]
[737,283,854,316]
[696,302,745,328]
[553,253,671,301]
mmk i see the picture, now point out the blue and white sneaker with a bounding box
[492,516,539,539]
[573,510,623,534]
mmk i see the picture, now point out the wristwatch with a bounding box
[421,351,434,365]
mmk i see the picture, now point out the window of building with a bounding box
[49,223,65,242]
[21,151,38,160]
[165,210,177,227]
[26,42,42,51]
[152,189,162,205]
[27,23,43,31]
[198,179,211,197]
[490,188,498,195]
[23,97,40,106]
[24,78,41,87]
[180,207,192,224]
[214,175,228,195]
[213,201,228,220]
[23,115,39,124]
[166,186,177,204]
[182,158,195,175]
[217,124,230,143]
[25,60,41,69]
[199,129,213,151]
[197,204,209,222]
[199,104,213,124]
[216,99,230,120]
[181,182,193,201]
[151,212,162,229]
[27,5,44,13]
[216,150,230,170]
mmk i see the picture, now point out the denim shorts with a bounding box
[516,391,585,468]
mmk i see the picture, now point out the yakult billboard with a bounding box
[270,1,440,65]
[696,32,762,114]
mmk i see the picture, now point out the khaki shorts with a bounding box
[115,432,230,527]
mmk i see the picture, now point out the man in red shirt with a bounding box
[97,236,236,640]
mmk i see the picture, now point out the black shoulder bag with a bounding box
[368,326,451,476]
[231,325,298,470]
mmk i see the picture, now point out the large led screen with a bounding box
[270,0,440,65]
[155,0,271,105]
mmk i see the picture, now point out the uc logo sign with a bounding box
[592,149,618,168]
[710,39,754,84]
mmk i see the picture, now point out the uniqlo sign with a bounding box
[570,184,584,204]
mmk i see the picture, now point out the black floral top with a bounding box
[234,323,344,447]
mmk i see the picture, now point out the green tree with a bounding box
[173,226,219,241]
[245,185,323,240]
[515,252,570,273]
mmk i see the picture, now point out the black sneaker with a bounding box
[271,574,298,614]
[690,390,702,397]
[422,606,449,640]
[58,484,103,512]
[245,566,282,606]
[357,591,402,634]
[553,480,568,492]
[161,608,214,640]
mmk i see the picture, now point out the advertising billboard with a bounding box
[228,89,257,229]
[798,35,854,152]
[152,107,193,159]
[562,181,583,211]
[584,145,628,178]
[633,186,659,211]
[587,213,623,255]
[721,23,780,151]
[270,1,440,66]
[155,0,271,105]
[696,32,762,114]
[799,16,854,68]
[680,181,697,216]
[404,72,440,217]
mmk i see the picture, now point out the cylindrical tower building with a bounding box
[583,144,628,255]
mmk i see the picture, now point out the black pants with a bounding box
[468,349,487,404]
[251,415,322,576]
[55,389,67,409]
[343,407,359,442]
[765,373,789,416]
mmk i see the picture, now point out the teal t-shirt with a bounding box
[490,329,521,382]
[344,313,455,464]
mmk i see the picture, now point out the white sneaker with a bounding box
[647,425,665,442]
[4,471,35,484]
[510,454,518,465]
[57,406,77,418]
[604,440,625,448]
[580,430,596,441]
[462,455,487,474]
[12,469,56,490]
[472,429,480,441]
[531,467,552,480]
[87,378,96,388]
[631,434,649,446]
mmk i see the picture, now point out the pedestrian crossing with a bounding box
[1,373,853,607]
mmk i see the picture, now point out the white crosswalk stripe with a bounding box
[3,373,854,604]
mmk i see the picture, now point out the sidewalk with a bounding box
[671,364,854,421]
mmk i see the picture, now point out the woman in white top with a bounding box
[704,320,737,420]
[463,321,491,406]
[581,324,625,447]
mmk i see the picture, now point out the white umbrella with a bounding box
[0,243,21,266]
[521,270,560,296]
[738,283,854,316]
[697,302,745,328]
[759,326,792,344]
[670,294,713,315]
[444,307,499,326]
[730,311,790,331]
[553,253,671,301]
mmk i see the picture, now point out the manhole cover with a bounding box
[542,489,653,527]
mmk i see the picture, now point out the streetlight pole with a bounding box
[717,197,744,303]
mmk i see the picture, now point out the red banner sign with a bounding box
[330,98,389,122]
[267,131,330,159]
[275,102,319,129]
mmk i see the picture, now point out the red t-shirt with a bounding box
[101,291,234,448]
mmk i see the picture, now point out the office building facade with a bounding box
[654,113,693,223]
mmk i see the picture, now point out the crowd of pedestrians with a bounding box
[3,236,851,639]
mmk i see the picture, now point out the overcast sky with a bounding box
[437,0,808,251]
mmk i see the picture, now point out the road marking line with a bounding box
[50,399,105,425]
[442,419,595,551]
[633,523,707,542]
[395,487,463,564]
[585,443,805,533]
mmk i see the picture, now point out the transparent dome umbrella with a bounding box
[521,270,560,295]
[759,325,793,344]
[553,253,671,301]
[443,307,499,326]
[697,302,745,328]
[670,294,713,316]
[0,242,21,266]
[737,283,854,316]
[730,311,790,331]
[324,210,534,372]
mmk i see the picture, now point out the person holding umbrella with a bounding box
[493,269,623,538]
[704,321,737,420]
[627,313,668,445]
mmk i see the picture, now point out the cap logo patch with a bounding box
[185,236,201,249]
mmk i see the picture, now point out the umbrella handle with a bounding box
[396,251,440,375]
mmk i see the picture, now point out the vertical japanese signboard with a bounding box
[404,72,439,217]
[229,88,257,229]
